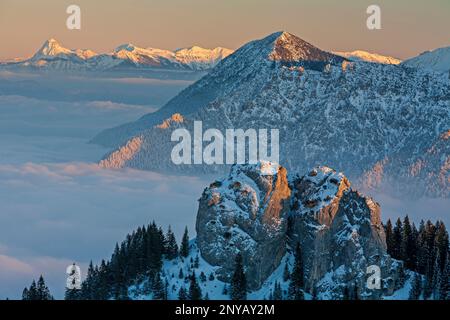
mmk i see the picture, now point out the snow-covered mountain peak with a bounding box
[334,50,402,65]
[266,31,344,63]
[32,38,73,59]
[402,45,450,72]
[114,43,138,52]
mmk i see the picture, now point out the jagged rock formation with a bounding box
[196,162,404,298]
[95,31,450,198]
[196,162,291,290]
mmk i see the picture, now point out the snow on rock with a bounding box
[127,164,410,299]
[196,162,291,290]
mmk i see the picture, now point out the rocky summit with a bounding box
[196,162,405,298]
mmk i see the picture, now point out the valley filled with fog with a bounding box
[0,71,448,299]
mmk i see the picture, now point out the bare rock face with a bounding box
[289,166,403,299]
[196,161,291,290]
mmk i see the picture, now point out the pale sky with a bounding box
[0,0,449,60]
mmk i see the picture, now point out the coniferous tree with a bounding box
[64,288,81,300]
[208,273,215,281]
[199,271,207,282]
[409,273,422,300]
[435,222,449,272]
[438,253,450,300]
[36,275,53,300]
[21,288,29,301]
[288,243,304,300]
[178,286,188,300]
[178,268,184,279]
[401,216,416,269]
[194,255,200,269]
[230,252,247,300]
[342,286,350,300]
[272,281,282,300]
[23,276,53,300]
[385,219,395,257]
[152,273,165,300]
[222,284,228,295]
[180,227,190,258]
[165,226,179,260]
[416,220,428,274]
[188,271,202,300]
[392,218,403,260]
[283,262,290,282]
[311,285,318,300]
[423,220,437,299]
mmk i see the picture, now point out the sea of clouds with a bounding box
[0,72,447,299]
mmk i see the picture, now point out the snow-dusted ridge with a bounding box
[334,50,402,65]
[2,38,234,72]
[401,46,450,72]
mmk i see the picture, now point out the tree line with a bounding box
[21,216,448,300]
[384,217,449,299]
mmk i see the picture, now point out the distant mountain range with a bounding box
[94,31,450,198]
[0,38,233,72]
[3,37,448,74]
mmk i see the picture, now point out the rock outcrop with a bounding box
[196,163,405,297]
[196,161,291,290]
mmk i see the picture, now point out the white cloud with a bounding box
[0,162,210,299]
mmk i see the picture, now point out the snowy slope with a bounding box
[2,39,233,72]
[334,50,401,65]
[402,46,450,72]
[95,31,450,198]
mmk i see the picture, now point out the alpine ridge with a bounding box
[2,38,233,72]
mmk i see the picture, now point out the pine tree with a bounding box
[194,255,200,269]
[208,273,215,281]
[408,273,422,300]
[342,286,350,300]
[288,243,304,300]
[152,273,165,300]
[438,253,450,300]
[401,215,416,269]
[392,218,403,259]
[65,288,81,300]
[22,276,53,300]
[21,288,29,300]
[222,284,228,295]
[435,222,449,272]
[36,275,53,300]
[416,220,427,274]
[199,271,207,282]
[178,286,188,300]
[178,268,184,279]
[283,262,290,282]
[273,281,282,300]
[311,285,318,300]
[188,271,202,300]
[385,219,395,257]
[165,226,179,260]
[180,227,190,258]
[28,280,38,300]
[230,252,247,300]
